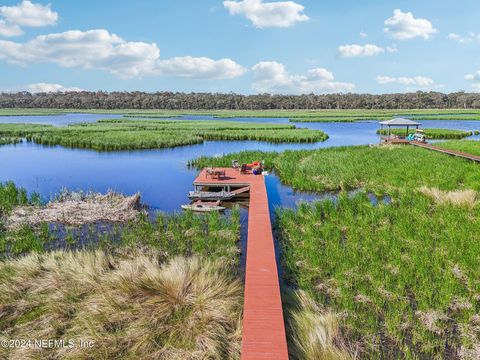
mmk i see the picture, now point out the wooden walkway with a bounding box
[410,141,480,162]
[194,168,289,360]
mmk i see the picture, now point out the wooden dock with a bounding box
[193,168,289,360]
[410,141,480,162]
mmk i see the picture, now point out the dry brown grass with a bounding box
[5,191,143,230]
[0,249,242,359]
[419,187,478,208]
[284,290,354,360]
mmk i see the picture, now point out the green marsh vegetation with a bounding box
[0,182,241,261]
[377,128,474,139]
[0,137,20,145]
[277,191,480,359]
[195,145,480,358]
[0,119,328,150]
[0,182,245,359]
[434,140,480,156]
[4,108,480,121]
[0,108,68,116]
[194,145,480,194]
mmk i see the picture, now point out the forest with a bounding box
[2,91,480,110]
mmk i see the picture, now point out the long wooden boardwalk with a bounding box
[410,141,480,162]
[194,168,289,360]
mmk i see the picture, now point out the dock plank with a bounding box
[193,168,289,360]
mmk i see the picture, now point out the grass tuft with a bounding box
[284,289,354,360]
[419,187,478,208]
[0,250,243,359]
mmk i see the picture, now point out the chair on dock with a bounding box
[205,167,213,178]
[240,164,247,174]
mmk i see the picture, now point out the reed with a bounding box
[0,137,21,145]
[433,139,480,156]
[377,128,473,139]
[194,145,480,194]
[0,120,328,150]
[277,191,480,359]
[0,182,240,260]
[5,108,480,120]
[283,289,355,360]
[0,184,243,358]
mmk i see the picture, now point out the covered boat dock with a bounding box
[379,117,422,144]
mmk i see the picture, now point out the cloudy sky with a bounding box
[0,0,479,94]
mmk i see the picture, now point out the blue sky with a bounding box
[0,0,479,94]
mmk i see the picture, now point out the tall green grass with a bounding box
[0,137,21,145]
[0,120,328,150]
[4,108,480,120]
[433,140,480,156]
[0,181,240,259]
[194,145,480,194]
[377,128,473,139]
[277,191,480,359]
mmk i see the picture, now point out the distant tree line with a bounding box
[2,91,480,109]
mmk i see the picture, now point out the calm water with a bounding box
[1,113,480,211]
[0,113,121,126]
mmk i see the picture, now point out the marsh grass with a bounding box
[377,128,473,139]
[0,182,240,263]
[433,140,480,157]
[0,183,243,359]
[194,146,480,194]
[4,108,480,120]
[284,289,354,360]
[0,119,328,150]
[0,137,21,145]
[277,191,480,359]
[419,187,478,208]
[0,250,243,359]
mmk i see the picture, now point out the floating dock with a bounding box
[193,168,289,360]
[410,141,480,162]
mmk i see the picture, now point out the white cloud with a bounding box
[0,0,57,27]
[0,29,160,78]
[448,32,480,43]
[0,29,246,80]
[338,44,385,58]
[386,45,398,53]
[448,33,465,43]
[0,1,58,37]
[21,83,84,93]
[223,0,309,28]
[376,75,439,88]
[465,71,480,82]
[359,31,368,38]
[465,70,480,91]
[0,19,22,37]
[157,56,246,79]
[252,61,354,94]
[384,9,437,40]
